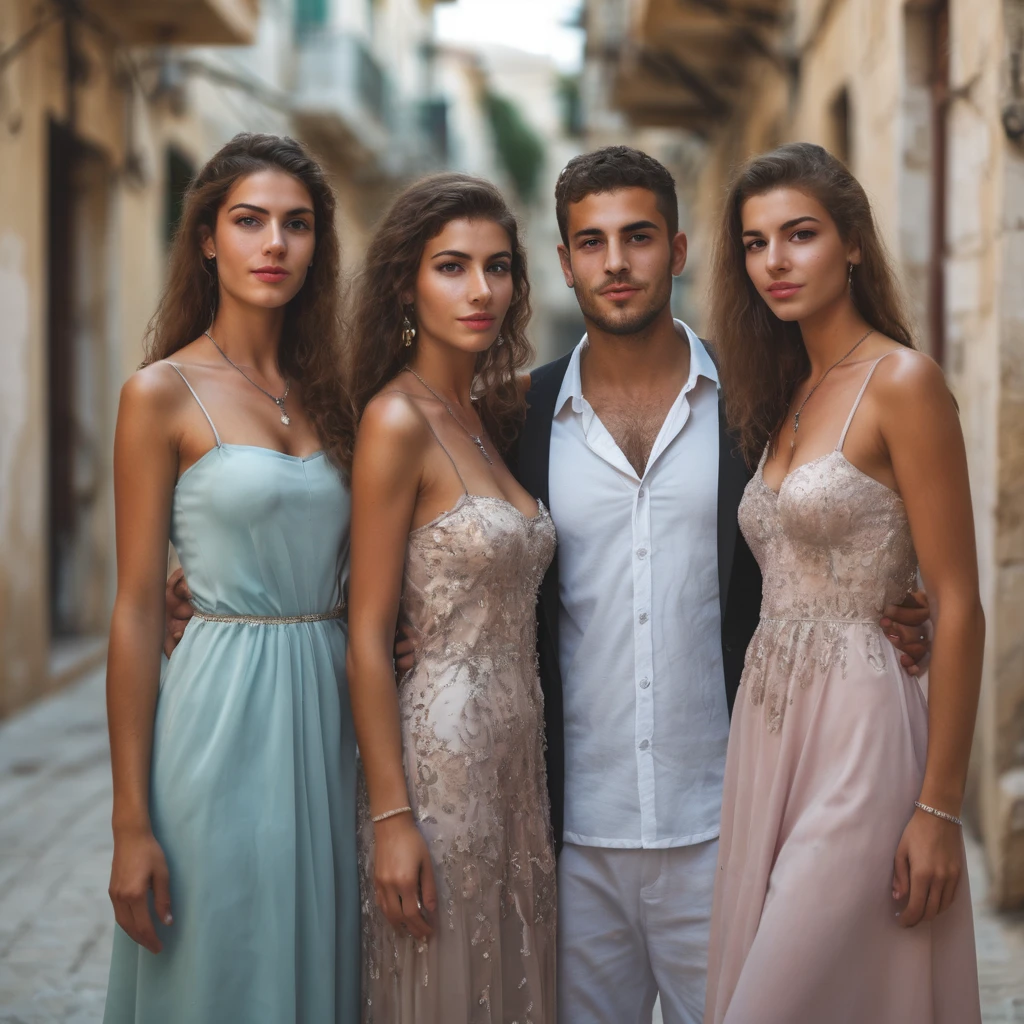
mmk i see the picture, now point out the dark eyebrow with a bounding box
[572,219,661,242]
[227,203,314,216]
[621,220,660,233]
[742,215,821,238]
[430,249,513,261]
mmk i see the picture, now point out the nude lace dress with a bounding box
[359,481,558,1024]
[705,357,981,1024]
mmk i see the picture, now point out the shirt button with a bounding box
[638,612,649,625]
[637,547,647,559]
[639,677,651,689]
[639,739,650,751]
[638,488,645,500]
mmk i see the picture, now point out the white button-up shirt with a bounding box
[549,320,730,848]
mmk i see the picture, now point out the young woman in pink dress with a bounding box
[704,143,982,1023]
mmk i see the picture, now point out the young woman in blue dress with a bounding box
[103,133,359,1024]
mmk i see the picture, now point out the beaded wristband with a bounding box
[915,801,963,827]
[371,805,412,824]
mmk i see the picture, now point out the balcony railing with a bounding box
[87,0,258,45]
[292,30,395,171]
[612,0,788,136]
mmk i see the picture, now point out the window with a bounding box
[165,147,195,249]
[295,0,328,34]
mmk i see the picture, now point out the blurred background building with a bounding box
[1,0,1023,971]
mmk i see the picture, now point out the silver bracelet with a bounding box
[371,805,412,824]
[915,801,963,827]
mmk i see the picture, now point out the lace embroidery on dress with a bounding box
[359,493,557,1024]
[737,441,917,733]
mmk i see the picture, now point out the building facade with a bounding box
[0,0,451,718]
[585,0,1024,909]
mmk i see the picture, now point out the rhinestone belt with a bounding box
[191,602,345,626]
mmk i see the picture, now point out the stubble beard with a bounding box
[574,278,673,338]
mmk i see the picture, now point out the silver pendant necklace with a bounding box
[204,329,292,426]
[789,328,874,449]
[406,367,493,464]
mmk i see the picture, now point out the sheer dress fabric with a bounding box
[705,357,981,1024]
[359,489,558,1024]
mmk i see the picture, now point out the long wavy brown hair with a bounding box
[143,132,352,468]
[707,142,915,466]
[343,173,533,470]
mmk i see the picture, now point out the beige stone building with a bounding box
[585,0,1024,909]
[0,0,451,719]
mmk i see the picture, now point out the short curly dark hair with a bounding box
[554,146,679,245]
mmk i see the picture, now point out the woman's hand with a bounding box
[373,814,438,941]
[109,824,173,953]
[891,807,964,928]
[163,568,194,658]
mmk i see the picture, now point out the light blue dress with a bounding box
[104,367,359,1024]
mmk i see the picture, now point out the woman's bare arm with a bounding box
[878,351,984,927]
[106,365,181,952]
[346,392,438,940]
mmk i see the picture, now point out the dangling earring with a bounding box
[495,334,506,347]
[402,315,417,348]
[848,262,854,286]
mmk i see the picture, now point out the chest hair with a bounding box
[594,394,674,476]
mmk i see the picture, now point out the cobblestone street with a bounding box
[1,667,1023,1022]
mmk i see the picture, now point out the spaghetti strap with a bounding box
[391,390,469,496]
[836,353,896,451]
[168,363,222,447]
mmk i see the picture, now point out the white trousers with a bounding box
[557,839,718,1024]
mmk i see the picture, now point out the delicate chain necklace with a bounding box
[788,328,874,449]
[204,329,292,426]
[406,367,493,465]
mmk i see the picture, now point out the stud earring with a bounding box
[402,315,417,347]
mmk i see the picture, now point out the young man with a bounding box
[514,147,929,1024]
[165,146,929,1024]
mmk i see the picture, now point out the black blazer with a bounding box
[513,352,763,849]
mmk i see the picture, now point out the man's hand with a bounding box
[163,568,194,658]
[394,628,416,677]
[880,589,931,676]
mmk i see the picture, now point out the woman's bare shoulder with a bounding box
[870,344,947,402]
[119,359,193,415]
[360,385,434,452]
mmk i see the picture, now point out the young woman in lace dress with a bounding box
[703,143,982,1023]
[343,174,556,1023]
